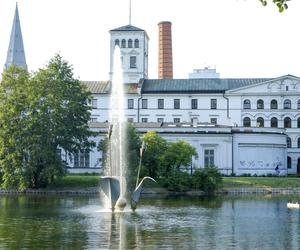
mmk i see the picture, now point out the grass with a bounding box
[50,175,100,189]
[48,175,300,190]
[223,177,300,189]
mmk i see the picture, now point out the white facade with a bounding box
[109,25,149,84]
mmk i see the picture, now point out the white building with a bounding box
[4,6,299,176]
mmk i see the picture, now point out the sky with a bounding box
[0,0,300,80]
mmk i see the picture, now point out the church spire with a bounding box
[5,3,27,70]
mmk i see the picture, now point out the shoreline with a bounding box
[1,187,300,196]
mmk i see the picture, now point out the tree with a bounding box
[0,55,95,190]
[142,131,168,178]
[160,140,197,176]
[260,0,290,12]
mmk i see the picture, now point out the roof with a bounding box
[110,24,145,32]
[141,78,273,94]
[83,81,110,94]
[5,4,27,70]
[82,81,139,94]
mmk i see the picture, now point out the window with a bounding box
[141,118,148,123]
[298,138,300,148]
[191,99,198,109]
[286,86,289,91]
[284,117,291,128]
[210,118,217,125]
[270,99,278,109]
[127,118,134,123]
[287,137,292,148]
[204,149,214,167]
[74,150,90,168]
[121,39,126,48]
[284,99,291,109]
[134,39,139,48]
[270,117,278,128]
[297,100,300,109]
[174,99,180,109]
[210,99,217,109]
[243,99,251,109]
[157,118,164,123]
[174,118,180,123]
[298,117,300,128]
[115,39,120,46]
[257,99,264,109]
[56,148,62,161]
[92,99,97,109]
[287,156,292,169]
[243,117,251,127]
[158,99,164,109]
[130,56,137,68]
[142,99,148,109]
[128,39,133,48]
[128,99,134,109]
[256,117,264,127]
[91,117,97,122]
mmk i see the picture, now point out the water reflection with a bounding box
[0,195,300,249]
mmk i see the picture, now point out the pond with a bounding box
[0,195,299,249]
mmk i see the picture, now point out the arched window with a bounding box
[243,99,251,109]
[287,156,292,169]
[134,39,139,48]
[297,100,300,109]
[128,39,133,48]
[243,117,251,127]
[298,138,300,148]
[284,99,291,109]
[115,39,120,46]
[284,117,291,128]
[287,137,292,148]
[256,117,264,127]
[121,39,126,48]
[270,99,278,109]
[270,117,278,128]
[257,99,264,109]
[298,117,300,128]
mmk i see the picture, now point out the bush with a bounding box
[192,166,223,194]
[159,171,191,192]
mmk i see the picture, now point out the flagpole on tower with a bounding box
[129,0,131,25]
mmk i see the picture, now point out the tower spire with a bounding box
[5,3,27,70]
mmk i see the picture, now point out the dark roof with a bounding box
[110,25,144,32]
[141,78,273,94]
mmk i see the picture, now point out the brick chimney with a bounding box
[158,21,173,79]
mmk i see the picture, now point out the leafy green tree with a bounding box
[160,140,197,176]
[259,0,290,12]
[0,55,95,190]
[142,131,167,178]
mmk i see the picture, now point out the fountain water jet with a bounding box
[100,46,155,212]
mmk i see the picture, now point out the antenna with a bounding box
[129,0,131,25]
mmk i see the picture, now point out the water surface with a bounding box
[0,195,299,249]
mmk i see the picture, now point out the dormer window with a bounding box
[134,39,139,48]
[128,39,133,48]
[121,39,126,48]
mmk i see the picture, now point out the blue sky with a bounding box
[0,0,300,80]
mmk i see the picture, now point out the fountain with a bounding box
[100,46,155,212]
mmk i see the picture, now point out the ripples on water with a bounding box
[0,195,299,249]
